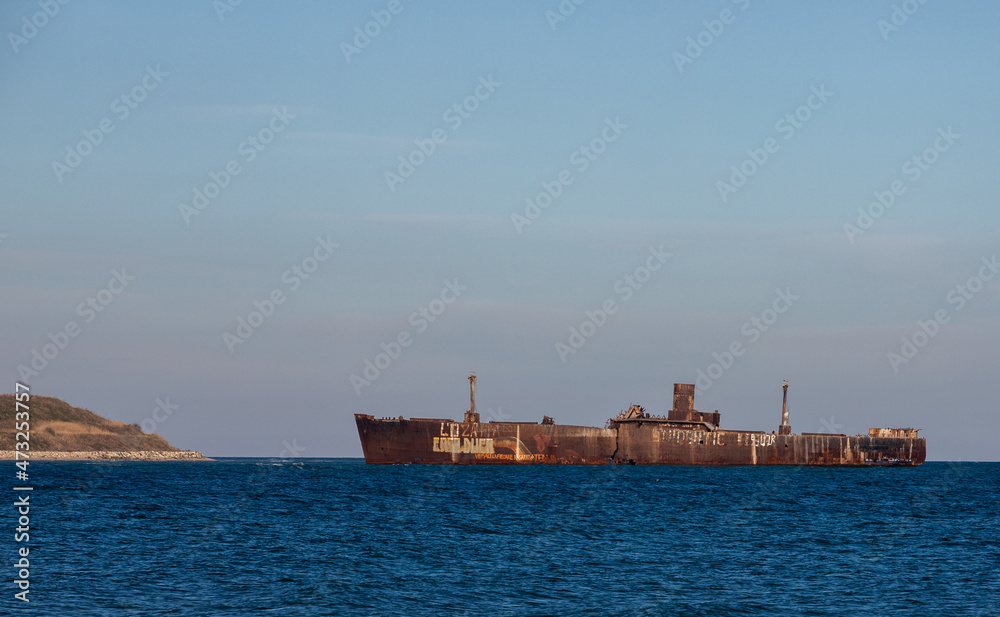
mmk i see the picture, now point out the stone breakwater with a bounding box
[0,450,210,461]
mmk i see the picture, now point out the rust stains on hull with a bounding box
[354,380,926,467]
[355,416,925,466]
[355,416,617,465]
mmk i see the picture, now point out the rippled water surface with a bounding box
[7,460,999,616]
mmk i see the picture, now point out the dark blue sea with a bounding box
[6,460,998,616]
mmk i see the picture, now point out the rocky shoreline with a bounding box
[0,450,211,461]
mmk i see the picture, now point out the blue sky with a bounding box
[2,0,998,459]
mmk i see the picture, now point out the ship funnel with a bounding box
[778,380,791,435]
[672,383,695,413]
[464,373,479,424]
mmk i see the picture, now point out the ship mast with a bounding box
[778,380,791,435]
[464,373,479,424]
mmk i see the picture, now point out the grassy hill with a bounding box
[0,394,180,452]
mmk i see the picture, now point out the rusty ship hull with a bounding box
[355,379,926,466]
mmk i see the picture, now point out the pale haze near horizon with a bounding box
[2,1,998,460]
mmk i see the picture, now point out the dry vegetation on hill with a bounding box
[0,394,179,452]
